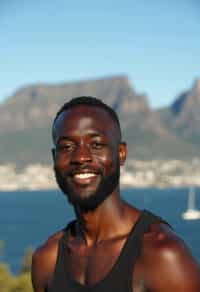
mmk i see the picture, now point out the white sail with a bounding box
[182,187,200,220]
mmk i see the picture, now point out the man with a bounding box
[32,96,200,292]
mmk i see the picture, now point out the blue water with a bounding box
[0,188,200,274]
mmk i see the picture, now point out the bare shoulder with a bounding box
[140,221,200,291]
[33,230,63,263]
[31,230,64,291]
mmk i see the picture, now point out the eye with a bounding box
[91,141,105,150]
[56,142,75,153]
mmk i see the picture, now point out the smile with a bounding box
[74,173,97,179]
[71,172,99,186]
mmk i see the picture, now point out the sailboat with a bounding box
[182,187,200,220]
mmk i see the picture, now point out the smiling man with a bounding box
[31,96,200,292]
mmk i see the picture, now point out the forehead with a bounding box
[53,105,119,141]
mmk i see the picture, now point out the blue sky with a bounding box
[0,0,199,108]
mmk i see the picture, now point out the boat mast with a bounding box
[188,187,195,210]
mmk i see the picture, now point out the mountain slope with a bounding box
[159,79,200,144]
[1,76,200,168]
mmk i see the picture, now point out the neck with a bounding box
[74,188,133,246]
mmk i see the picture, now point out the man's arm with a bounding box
[31,236,59,292]
[141,223,200,291]
[31,247,49,292]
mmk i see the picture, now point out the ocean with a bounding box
[0,188,200,274]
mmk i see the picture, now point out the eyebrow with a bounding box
[56,132,103,143]
[56,136,74,145]
[57,136,72,141]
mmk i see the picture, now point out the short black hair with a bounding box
[53,96,121,137]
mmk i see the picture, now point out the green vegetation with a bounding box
[0,242,33,292]
[0,127,52,168]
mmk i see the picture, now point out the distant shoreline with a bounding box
[1,159,200,191]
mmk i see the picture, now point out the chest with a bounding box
[65,238,146,292]
[67,238,125,285]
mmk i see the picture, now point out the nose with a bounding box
[71,144,92,164]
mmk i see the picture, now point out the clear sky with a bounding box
[0,0,199,108]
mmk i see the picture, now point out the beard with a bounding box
[54,161,120,211]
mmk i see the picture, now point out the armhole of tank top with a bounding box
[103,210,159,292]
[48,221,76,290]
[47,234,66,291]
[126,209,171,292]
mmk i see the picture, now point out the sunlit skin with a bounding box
[31,105,200,292]
[52,107,123,209]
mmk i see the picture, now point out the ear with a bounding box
[119,142,127,165]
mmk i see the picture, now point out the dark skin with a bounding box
[32,105,200,292]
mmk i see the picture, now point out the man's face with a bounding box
[52,105,126,210]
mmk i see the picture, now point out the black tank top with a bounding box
[48,210,162,292]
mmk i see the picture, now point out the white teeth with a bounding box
[74,173,96,179]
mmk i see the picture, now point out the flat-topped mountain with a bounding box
[0,76,200,168]
[0,76,149,133]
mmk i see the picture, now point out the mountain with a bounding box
[0,75,148,133]
[159,79,200,144]
[0,76,200,168]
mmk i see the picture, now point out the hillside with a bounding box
[158,79,200,145]
[0,76,200,168]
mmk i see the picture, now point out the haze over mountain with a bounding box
[0,76,200,168]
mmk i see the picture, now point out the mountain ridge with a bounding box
[1,75,200,168]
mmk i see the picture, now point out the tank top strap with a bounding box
[128,209,161,243]
[61,220,77,243]
[49,220,76,291]
[111,209,161,287]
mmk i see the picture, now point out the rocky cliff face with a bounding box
[1,75,200,167]
[169,79,200,139]
[0,76,149,134]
